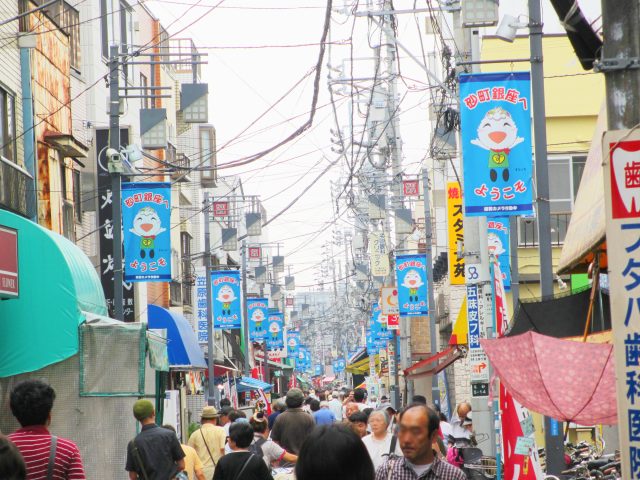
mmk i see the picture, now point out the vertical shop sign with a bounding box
[446,181,465,285]
[459,72,533,216]
[96,128,135,321]
[603,130,640,479]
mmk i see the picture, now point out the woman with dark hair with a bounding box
[249,411,298,467]
[213,422,273,480]
[0,436,26,480]
[295,424,375,480]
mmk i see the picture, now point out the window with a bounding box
[140,73,149,109]
[73,170,82,222]
[100,0,109,58]
[181,232,192,306]
[59,159,68,199]
[0,88,16,163]
[62,4,80,71]
[519,155,587,246]
[199,126,216,186]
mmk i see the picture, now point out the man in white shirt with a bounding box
[328,391,343,421]
[449,402,473,440]
[362,410,403,470]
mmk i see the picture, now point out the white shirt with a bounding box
[440,420,453,440]
[406,460,432,477]
[361,433,403,470]
[449,414,472,440]
[328,398,343,421]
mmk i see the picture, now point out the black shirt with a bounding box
[126,424,185,480]
[212,451,273,480]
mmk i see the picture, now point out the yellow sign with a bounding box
[446,181,465,284]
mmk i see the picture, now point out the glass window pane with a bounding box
[548,158,570,201]
[572,155,587,201]
[5,94,14,161]
[200,129,211,168]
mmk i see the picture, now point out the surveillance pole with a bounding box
[107,43,124,321]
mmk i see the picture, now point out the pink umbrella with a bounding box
[480,331,617,425]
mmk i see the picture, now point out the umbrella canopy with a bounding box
[481,331,616,425]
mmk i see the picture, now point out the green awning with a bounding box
[0,210,107,377]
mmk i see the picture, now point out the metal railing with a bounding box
[518,212,571,247]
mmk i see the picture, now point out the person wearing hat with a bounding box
[187,406,226,479]
[270,388,315,460]
[126,399,185,480]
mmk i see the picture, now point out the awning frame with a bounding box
[404,346,466,379]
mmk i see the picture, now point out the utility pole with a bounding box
[241,239,251,376]
[108,44,124,321]
[528,0,563,472]
[204,193,218,406]
[422,168,440,406]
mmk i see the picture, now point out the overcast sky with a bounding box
[145,0,603,288]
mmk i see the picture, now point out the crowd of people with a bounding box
[0,380,475,480]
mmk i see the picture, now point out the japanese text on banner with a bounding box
[459,72,533,216]
[211,270,242,329]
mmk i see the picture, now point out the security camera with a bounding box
[106,148,120,161]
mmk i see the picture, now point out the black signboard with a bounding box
[96,128,136,321]
[471,382,489,398]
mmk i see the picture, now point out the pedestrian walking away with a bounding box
[126,399,186,480]
[376,404,466,480]
[270,389,315,456]
[294,424,375,480]
[249,411,297,468]
[8,380,86,480]
[163,425,206,480]
[310,399,335,425]
[187,406,227,479]
[212,422,273,480]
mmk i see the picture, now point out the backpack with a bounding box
[248,437,267,459]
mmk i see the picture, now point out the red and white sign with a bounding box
[609,139,640,218]
[213,201,229,217]
[403,180,420,197]
[249,247,261,259]
[286,297,294,307]
[0,226,18,298]
[386,314,399,329]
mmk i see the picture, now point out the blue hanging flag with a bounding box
[395,254,428,316]
[122,182,172,282]
[459,72,533,216]
[212,270,242,329]
[266,311,284,350]
[248,298,269,341]
[314,364,323,377]
[370,303,393,341]
[287,330,300,357]
[487,217,511,291]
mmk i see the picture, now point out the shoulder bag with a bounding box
[46,436,57,480]
[130,440,150,480]
[232,454,255,480]
[200,428,217,468]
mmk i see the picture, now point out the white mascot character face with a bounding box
[476,107,519,150]
[251,308,265,323]
[401,269,424,289]
[288,337,297,348]
[269,322,281,335]
[216,285,236,304]
[131,207,165,237]
[487,233,505,257]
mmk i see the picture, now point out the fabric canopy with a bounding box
[235,376,272,393]
[347,354,379,374]
[508,286,610,338]
[322,375,336,384]
[481,331,616,425]
[0,210,107,377]
[147,305,206,369]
